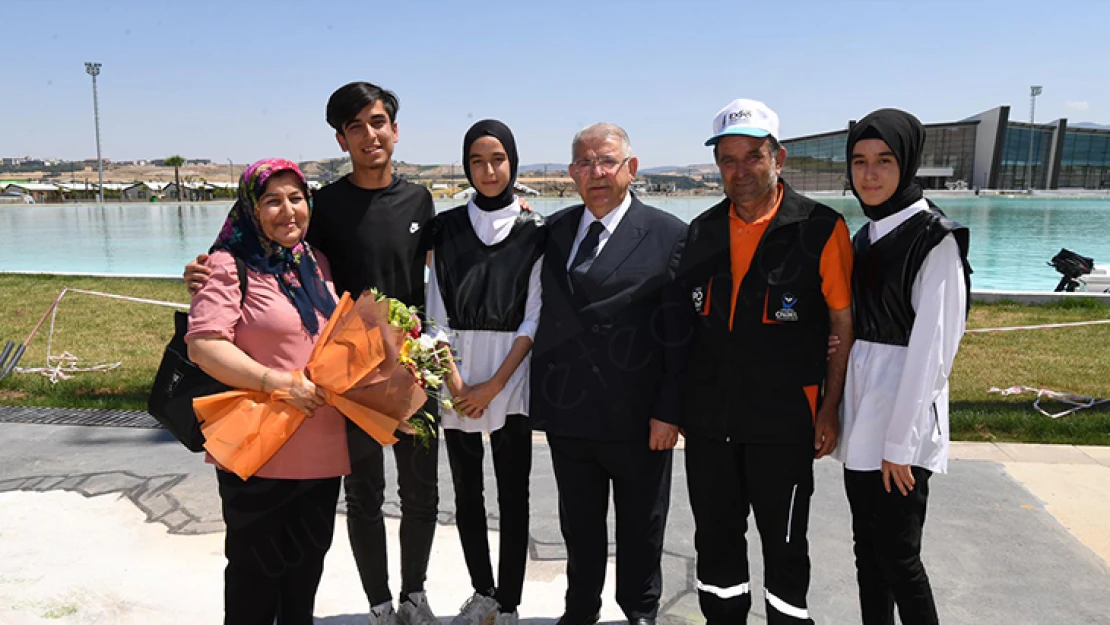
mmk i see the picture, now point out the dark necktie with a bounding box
[569,221,605,288]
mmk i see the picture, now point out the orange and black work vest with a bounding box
[676,183,843,446]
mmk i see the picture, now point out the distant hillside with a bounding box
[1070,122,1110,130]
[519,163,566,173]
[294,158,724,183]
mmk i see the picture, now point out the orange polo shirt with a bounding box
[728,184,853,330]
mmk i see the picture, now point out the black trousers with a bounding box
[218,470,342,625]
[344,421,439,607]
[546,433,672,621]
[444,414,532,612]
[685,438,815,625]
[843,467,938,625]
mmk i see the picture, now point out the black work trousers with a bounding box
[685,437,815,625]
[343,421,439,607]
[218,470,342,625]
[546,433,672,622]
[843,466,938,625]
[444,414,532,612]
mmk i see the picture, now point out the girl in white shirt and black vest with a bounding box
[838,108,971,625]
[426,120,544,625]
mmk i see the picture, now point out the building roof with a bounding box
[4,182,58,191]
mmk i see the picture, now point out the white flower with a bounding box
[417,334,437,351]
[432,329,451,345]
[423,373,442,388]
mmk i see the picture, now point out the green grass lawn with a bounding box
[0,274,188,410]
[1,274,1109,444]
[953,298,1110,445]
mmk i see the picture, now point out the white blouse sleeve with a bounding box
[514,254,544,341]
[425,251,452,342]
[884,235,967,465]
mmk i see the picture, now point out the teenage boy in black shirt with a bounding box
[184,82,439,625]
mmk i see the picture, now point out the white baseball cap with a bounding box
[704,98,780,146]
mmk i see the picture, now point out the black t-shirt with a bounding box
[306,175,435,308]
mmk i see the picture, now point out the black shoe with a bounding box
[555,613,600,625]
[628,620,656,625]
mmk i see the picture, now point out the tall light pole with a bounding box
[227,158,234,184]
[1026,85,1043,192]
[85,62,104,204]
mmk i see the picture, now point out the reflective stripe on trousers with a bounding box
[696,580,750,599]
[766,588,810,620]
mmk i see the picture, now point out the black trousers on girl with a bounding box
[843,466,938,625]
[217,471,342,625]
[444,414,533,613]
[685,438,815,625]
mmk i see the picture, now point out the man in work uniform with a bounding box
[676,98,854,624]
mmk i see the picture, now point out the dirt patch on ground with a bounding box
[0,389,29,401]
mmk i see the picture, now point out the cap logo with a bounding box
[728,110,753,124]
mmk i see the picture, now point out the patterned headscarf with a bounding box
[211,158,335,335]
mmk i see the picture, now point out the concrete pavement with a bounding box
[0,416,1108,624]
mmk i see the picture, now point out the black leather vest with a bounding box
[852,204,972,346]
[432,206,546,332]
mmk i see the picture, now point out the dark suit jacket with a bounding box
[530,196,689,442]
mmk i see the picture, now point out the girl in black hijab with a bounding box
[837,108,971,625]
[426,119,545,625]
[463,119,520,211]
[846,108,927,221]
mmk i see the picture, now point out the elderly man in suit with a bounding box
[530,123,688,625]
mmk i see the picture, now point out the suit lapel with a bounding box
[549,204,585,295]
[584,197,650,286]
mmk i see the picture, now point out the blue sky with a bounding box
[3,0,1107,168]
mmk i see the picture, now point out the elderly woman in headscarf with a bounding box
[425,119,544,625]
[835,109,972,625]
[186,158,347,625]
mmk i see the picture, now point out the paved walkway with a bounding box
[0,413,1108,624]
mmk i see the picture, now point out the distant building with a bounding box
[163,181,215,201]
[3,182,62,203]
[121,181,168,201]
[780,105,1110,191]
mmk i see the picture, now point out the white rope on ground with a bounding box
[988,386,1110,419]
[16,351,121,384]
[64,288,189,310]
[966,318,1110,334]
[13,287,187,384]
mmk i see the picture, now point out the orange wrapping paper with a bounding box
[194,292,427,480]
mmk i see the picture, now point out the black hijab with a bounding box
[847,108,926,221]
[463,119,519,211]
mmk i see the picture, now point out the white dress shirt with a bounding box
[426,198,544,434]
[566,191,633,270]
[836,198,967,474]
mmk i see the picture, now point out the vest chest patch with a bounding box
[691,285,706,315]
[774,292,799,322]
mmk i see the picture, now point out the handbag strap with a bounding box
[232,256,249,304]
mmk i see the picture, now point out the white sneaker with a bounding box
[450,592,498,625]
[369,602,398,625]
[397,591,438,625]
[491,610,519,625]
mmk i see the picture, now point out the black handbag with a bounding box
[147,257,248,452]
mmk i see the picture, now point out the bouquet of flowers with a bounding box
[371,289,455,448]
[194,290,441,479]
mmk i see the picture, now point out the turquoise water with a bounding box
[1,196,1108,292]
